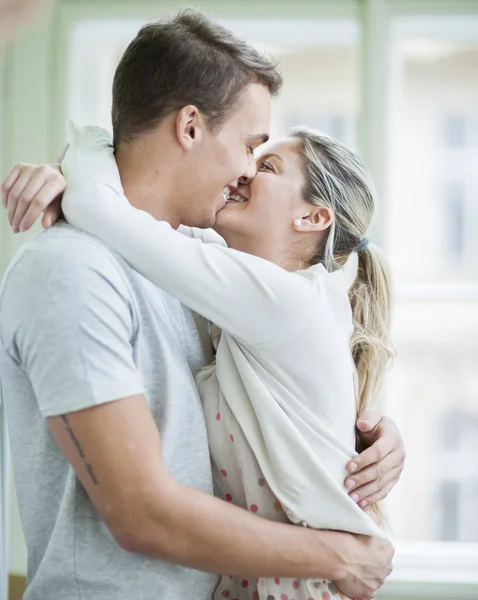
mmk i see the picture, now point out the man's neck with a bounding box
[115,138,183,229]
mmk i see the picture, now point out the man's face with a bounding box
[179,83,271,229]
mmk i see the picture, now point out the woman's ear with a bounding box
[297,206,334,232]
[176,105,204,150]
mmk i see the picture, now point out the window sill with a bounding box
[380,542,478,599]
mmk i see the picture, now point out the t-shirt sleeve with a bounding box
[0,234,144,417]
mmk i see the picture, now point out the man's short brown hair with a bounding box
[112,9,282,145]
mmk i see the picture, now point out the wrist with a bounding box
[321,530,352,581]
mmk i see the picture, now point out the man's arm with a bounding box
[47,394,391,589]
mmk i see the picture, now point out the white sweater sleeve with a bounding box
[61,122,317,346]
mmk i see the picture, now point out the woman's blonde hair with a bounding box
[291,127,394,416]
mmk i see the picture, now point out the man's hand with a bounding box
[333,532,394,600]
[345,411,406,508]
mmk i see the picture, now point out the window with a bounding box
[386,17,478,571]
[444,179,465,260]
[67,17,360,149]
[443,115,466,147]
[285,114,354,145]
[436,411,478,542]
[440,113,477,271]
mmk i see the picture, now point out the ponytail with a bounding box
[290,127,394,415]
[348,243,394,415]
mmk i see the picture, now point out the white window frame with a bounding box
[2,1,478,598]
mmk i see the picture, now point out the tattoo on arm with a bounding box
[61,415,99,485]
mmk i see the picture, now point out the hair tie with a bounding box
[357,238,370,253]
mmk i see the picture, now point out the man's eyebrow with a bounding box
[248,133,269,145]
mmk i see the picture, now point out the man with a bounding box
[0,10,402,600]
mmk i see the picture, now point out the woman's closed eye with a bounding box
[258,160,274,172]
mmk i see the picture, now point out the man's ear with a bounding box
[176,105,205,150]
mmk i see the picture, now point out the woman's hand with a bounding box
[1,162,66,232]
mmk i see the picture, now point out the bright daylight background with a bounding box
[1,1,478,599]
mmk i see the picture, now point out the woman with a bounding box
[4,121,393,600]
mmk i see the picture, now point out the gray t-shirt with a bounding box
[0,223,217,600]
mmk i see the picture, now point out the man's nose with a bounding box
[240,155,257,185]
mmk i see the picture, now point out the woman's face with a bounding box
[214,137,327,264]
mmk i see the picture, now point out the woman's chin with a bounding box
[213,205,245,238]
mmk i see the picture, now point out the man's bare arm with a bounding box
[48,394,392,596]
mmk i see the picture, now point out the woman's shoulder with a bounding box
[295,264,352,321]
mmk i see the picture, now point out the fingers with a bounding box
[1,163,21,208]
[355,415,402,456]
[345,424,405,506]
[2,163,66,233]
[346,437,391,475]
[41,197,62,229]
[346,446,396,490]
[348,465,402,507]
[356,410,381,433]
[359,480,396,508]
[19,176,65,231]
[9,167,49,231]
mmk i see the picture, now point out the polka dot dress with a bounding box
[198,366,354,600]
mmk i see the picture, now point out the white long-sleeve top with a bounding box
[62,120,384,542]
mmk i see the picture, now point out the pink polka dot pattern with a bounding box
[230,434,234,442]
[216,412,221,421]
[252,591,259,600]
[225,493,232,502]
[221,591,230,598]
[292,580,300,590]
[258,477,266,487]
[241,580,249,588]
[267,596,275,600]
[220,469,227,477]
[250,504,258,513]
[280,594,288,600]
[327,582,339,595]
[274,577,280,585]
[321,593,330,600]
